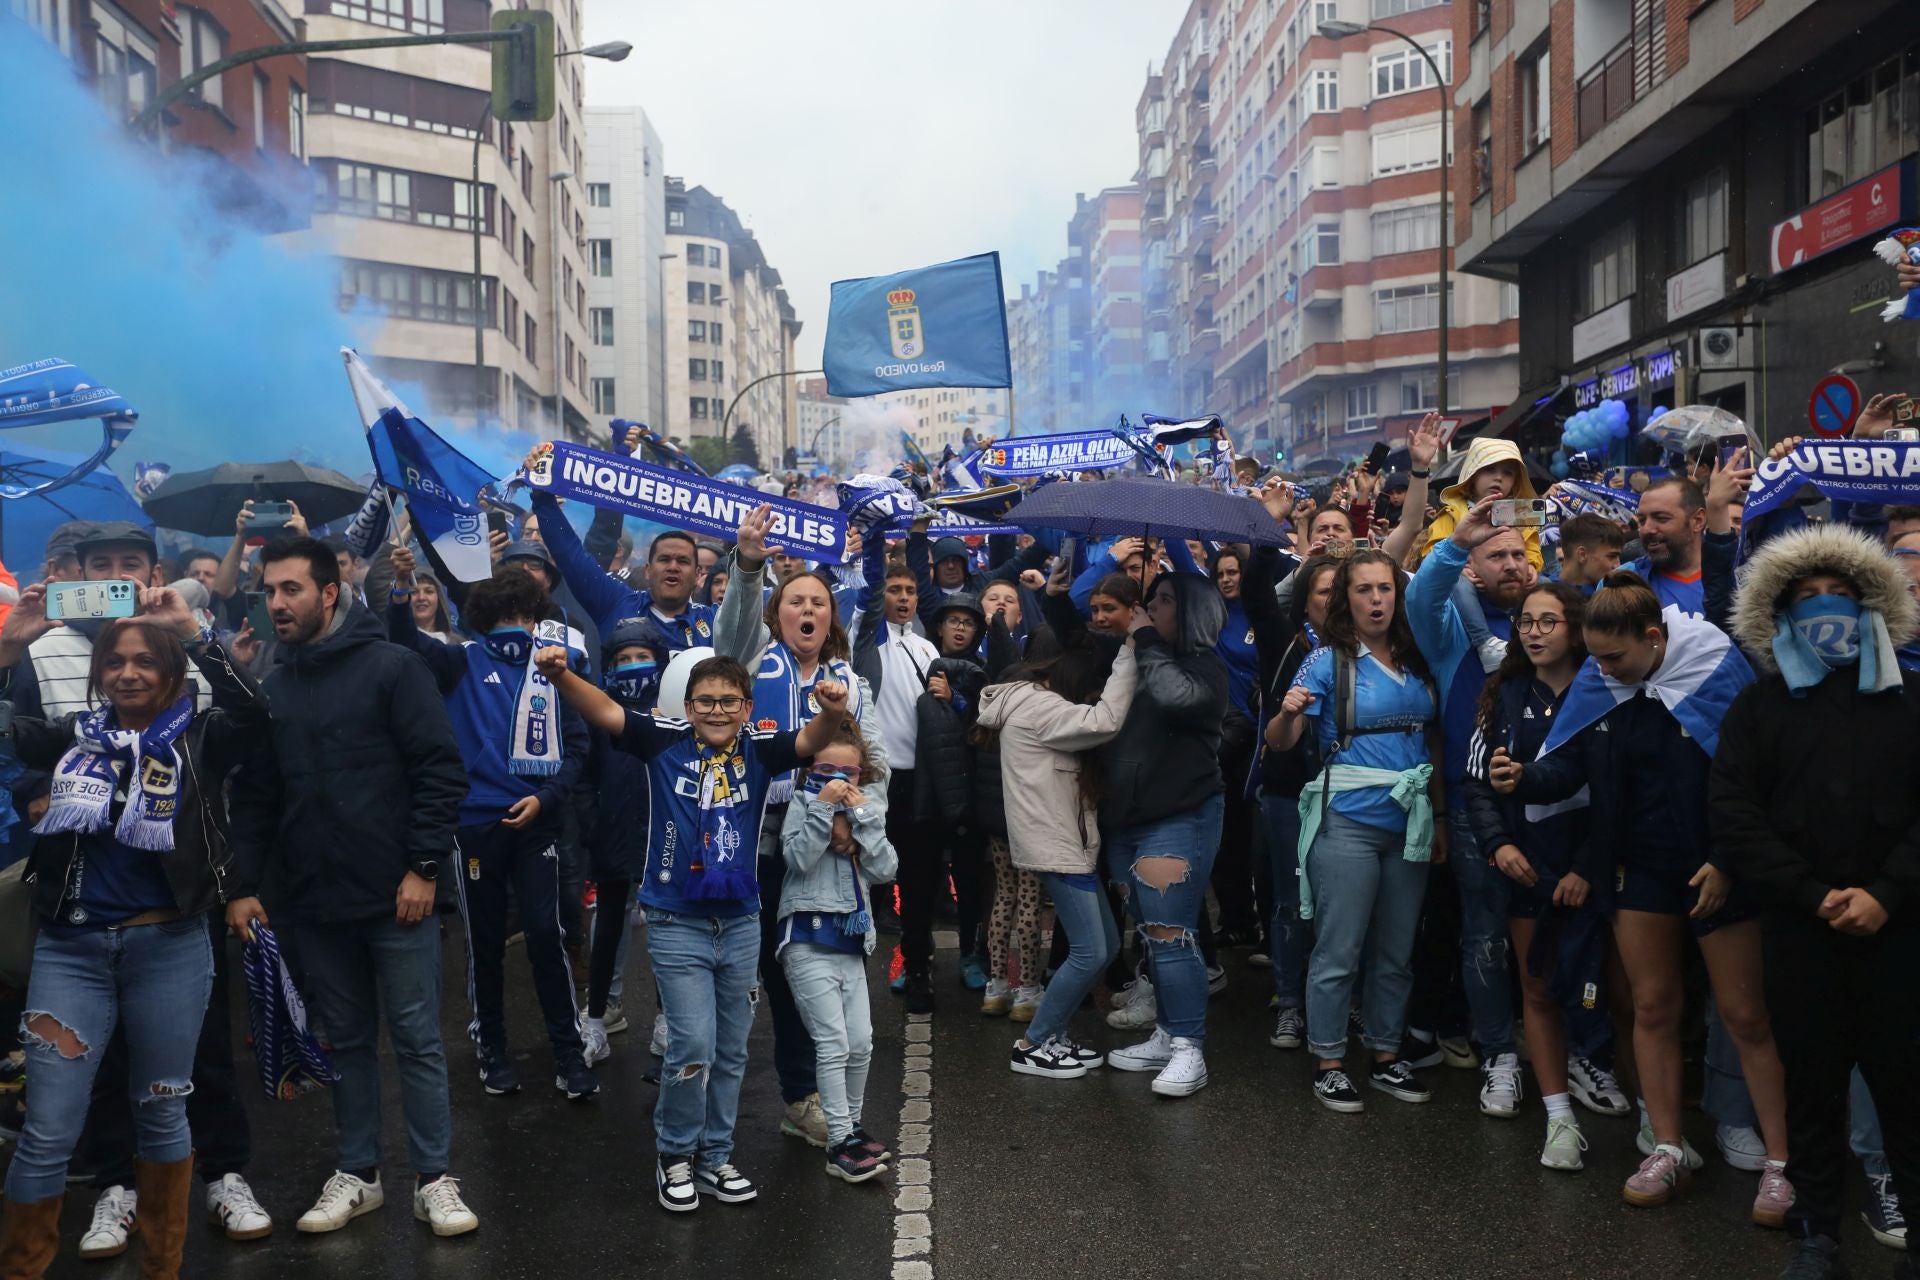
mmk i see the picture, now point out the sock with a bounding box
[1406,1027,1436,1045]
[1655,1143,1684,1160]
[1765,1158,1786,1171]
[413,1170,443,1187]
[350,1167,379,1185]
[1637,1097,1650,1127]
[1544,1092,1573,1121]
[583,1015,605,1034]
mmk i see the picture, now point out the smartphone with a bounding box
[1886,427,1920,442]
[1716,432,1749,465]
[245,590,274,639]
[1322,537,1355,559]
[1057,535,1079,566]
[1491,497,1553,528]
[249,500,295,531]
[487,508,512,536]
[45,580,137,621]
[1364,442,1391,475]
[1290,483,1313,504]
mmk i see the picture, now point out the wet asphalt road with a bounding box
[9,926,1893,1279]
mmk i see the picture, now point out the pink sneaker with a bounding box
[1752,1161,1795,1228]
[1623,1145,1691,1207]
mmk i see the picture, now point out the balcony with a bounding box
[1194,211,1219,246]
[1577,21,1666,146]
[1193,270,1220,301]
[1193,151,1218,181]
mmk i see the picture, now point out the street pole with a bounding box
[722,368,823,438]
[471,94,493,416]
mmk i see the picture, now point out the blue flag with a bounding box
[1541,607,1752,759]
[367,408,498,583]
[0,357,137,499]
[823,252,1012,397]
[1745,440,1920,519]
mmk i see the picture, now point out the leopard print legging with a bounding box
[985,837,1046,988]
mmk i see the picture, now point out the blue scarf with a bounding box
[38,692,194,851]
[1771,594,1901,697]
[752,641,862,806]
[605,659,660,708]
[683,736,755,901]
[484,622,565,777]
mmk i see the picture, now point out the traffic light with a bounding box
[490,9,554,122]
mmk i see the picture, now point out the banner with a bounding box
[527,440,847,560]
[0,357,138,500]
[882,509,1026,540]
[1744,440,1920,519]
[822,252,1012,397]
[367,408,497,583]
[977,429,1139,477]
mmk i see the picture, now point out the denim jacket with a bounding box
[778,791,899,953]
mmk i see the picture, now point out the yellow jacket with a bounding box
[1417,437,1545,568]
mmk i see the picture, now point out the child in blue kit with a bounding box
[536,648,846,1214]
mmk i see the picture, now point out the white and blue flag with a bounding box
[823,253,1012,398]
[1540,606,1753,759]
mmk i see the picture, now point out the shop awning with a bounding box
[1482,384,1571,440]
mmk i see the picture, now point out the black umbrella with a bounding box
[142,460,367,536]
[1011,477,1291,546]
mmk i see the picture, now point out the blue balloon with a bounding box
[1649,405,1670,423]
[1609,412,1630,439]
[1551,458,1570,479]
[1606,398,1629,425]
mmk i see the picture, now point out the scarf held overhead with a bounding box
[37,693,195,851]
[1744,440,1920,520]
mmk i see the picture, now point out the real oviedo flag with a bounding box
[822,252,1012,398]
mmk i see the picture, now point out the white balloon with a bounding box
[655,646,716,721]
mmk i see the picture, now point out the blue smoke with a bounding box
[0,21,374,481]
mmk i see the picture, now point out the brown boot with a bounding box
[0,1194,64,1280]
[132,1158,193,1280]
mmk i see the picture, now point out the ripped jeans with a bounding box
[645,909,759,1167]
[6,916,214,1202]
[1106,795,1224,1043]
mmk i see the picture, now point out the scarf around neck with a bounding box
[483,619,568,777]
[1770,594,1901,698]
[683,734,756,901]
[38,692,195,851]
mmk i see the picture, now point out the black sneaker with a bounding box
[850,1126,892,1163]
[1369,1058,1432,1104]
[691,1163,757,1204]
[1313,1067,1365,1114]
[478,1049,520,1096]
[1400,1030,1444,1071]
[1863,1170,1907,1248]
[1009,1039,1089,1080]
[656,1156,698,1213]
[904,972,935,1016]
[554,1052,599,1101]
[1779,1234,1848,1280]
[825,1139,885,1183]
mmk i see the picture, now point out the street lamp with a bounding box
[1320,19,1450,415]
[471,41,630,423]
[657,252,678,435]
[549,170,572,431]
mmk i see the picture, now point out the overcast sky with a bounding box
[583,1,1180,368]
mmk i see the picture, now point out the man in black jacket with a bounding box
[1712,524,1920,1280]
[223,538,478,1240]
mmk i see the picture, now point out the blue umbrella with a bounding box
[716,463,759,483]
[0,444,150,570]
[1011,476,1291,546]
[0,358,138,499]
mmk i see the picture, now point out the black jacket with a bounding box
[229,602,469,923]
[914,656,985,825]
[1097,579,1229,831]
[1462,677,1593,886]
[9,644,267,922]
[1711,670,1920,924]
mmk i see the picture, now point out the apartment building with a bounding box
[582,105,664,435]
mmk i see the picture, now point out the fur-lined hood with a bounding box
[1731,525,1918,672]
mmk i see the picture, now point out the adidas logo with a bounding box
[1521,707,1535,719]
[1595,720,1609,732]
[483,672,503,685]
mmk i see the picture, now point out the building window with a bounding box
[1299,222,1341,271]
[525,315,537,361]
[1371,204,1442,255]
[1308,144,1341,188]
[667,208,684,229]
[587,239,612,277]
[337,261,494,326]
[686,244,707,267]
[711,359,724,383]
[1674,166,1728,268]
[710,322,723,344]
[1401,370,1439,411]
[1373,282,1447,333]
[252,72,268,148]
[1471,98,1493,197]
[326,0,444,36]
[86,0,158,122]
[587,182,610,206]
[503,292,519,346]
[1372,0,1443,15]
[1518,45,1550,152]
[1577,220,1635,319]
[1498,281,1521,320]
[288,83,305,157]
[1344,384,1379,433]
[591,377,616,414]
[1805,50,1920,202]
[690,397,708,419]
[589,307,614,346]
[712,397,726,417]
[1371,41,1450,100]
[307,59,488,140]
[689,358,708,381]
[1372,123,1443,177]
[319,160,491,232]
[183,8,227,109]
[522,232,535,281]
[688,281,706,304]
[1303,68,1339,116]
[688,320,706,341]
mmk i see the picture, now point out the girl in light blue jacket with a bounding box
[778,719,899,1185]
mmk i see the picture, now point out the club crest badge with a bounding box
[887,288,924,361]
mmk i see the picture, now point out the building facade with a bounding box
[582,105,665,435]
[15,0,309,228]
[289,0,592,438]
[1006,270,1057,434]
[1076,186,1149,415]
[1457,0,1915,447]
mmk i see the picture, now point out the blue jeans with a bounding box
[1261,790,1309,1009]
[1025,873,1120,1047]
[1449,811,1516,1058]
[7,918,213,1202]
[292,913,452,1175]
[1305,809,1430,1060]
[1852,1067,1889,1178]
[1703,994,1759,1131]
[1107,795,1224,1043]
[781,945,872,1146]
[646,909,758,1165]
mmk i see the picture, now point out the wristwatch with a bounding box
[1410,468,1432,479]
[409,859,440,882]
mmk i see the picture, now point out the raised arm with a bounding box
[527,485,640,633]
[1382,413,1443,566]
[535,645,626,736]
[714,503,774,667]
[384,547,466,693]
[793,678,850,758]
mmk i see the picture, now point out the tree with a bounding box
[730,420,762,470]
[688,436,730,475]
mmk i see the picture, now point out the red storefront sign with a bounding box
[1770,162,1907,275]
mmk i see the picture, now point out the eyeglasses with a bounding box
[689,695,746,713]
[1515,616,1563,634]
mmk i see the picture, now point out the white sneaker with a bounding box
[412,1174,478,1237]
[1541,1115,1588,1171]
[1479,1051,1523,1119]
[1109,977,1147,1009]
[981,978,1013,1016]
[580,1016,611,1067]
[78,1185,137,1258]
[1716,1124,1769,1172]
[206,1172,274,1241]
[1567,1056,1631,1117]
[1105,979,1157,1030]
[649,1012,668,1058]
[1150,1037,1208,1098]
[602,998,629,1035]
[1108,1027,1175,1073]
[1206,963,1228,995]
[1010,985,1044,1023]
[296,1171,383,1234]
